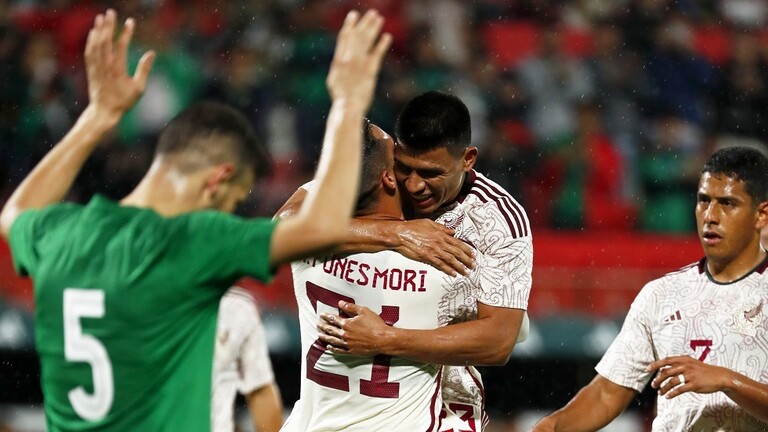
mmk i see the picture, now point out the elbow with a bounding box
[482,338,516,366]
[484,349,513,366]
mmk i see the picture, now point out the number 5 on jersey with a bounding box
[306,282,401,398]
[63,288,114,421]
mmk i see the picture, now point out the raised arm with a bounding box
[531,375,637,432]
[267,10,391,267]
[275,187,474,275]
[0,9,154,239]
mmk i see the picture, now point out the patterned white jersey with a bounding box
[432,171,533,432]
[288,172,533,432]
[596,257,768,431]
[282,249,486,432]
[212,287,275,432]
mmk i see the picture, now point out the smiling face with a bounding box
[696,172,768,276]
[393,144,476,216]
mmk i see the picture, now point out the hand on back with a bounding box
[396,219,475,276]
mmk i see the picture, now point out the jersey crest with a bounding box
[731,298,764,337]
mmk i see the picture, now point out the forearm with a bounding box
[0,105,118,237]
[535,376,636,432]
[334,218,399,253]
[721,370,768,422]
[382,324,508,366]
[381,307,524,366]
[269,102,365,264]
[275,188,398,254]
[246,383,283,432]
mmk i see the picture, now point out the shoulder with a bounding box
[635,260,703,302]
[221,286,259,312]
[658,259,704,283]
[462,172,531,238]
[220,287,261,324]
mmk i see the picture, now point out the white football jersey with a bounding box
[596,257,768,431]
[212,287,275,432]
[290,172,532,432]
[282,249,485,432]
[433,171,533,431]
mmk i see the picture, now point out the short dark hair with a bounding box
[394,91,471,155]
[155,101,271,180]
[701,146,768,204]
[356,119,391,212]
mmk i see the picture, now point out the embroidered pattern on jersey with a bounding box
[731,298,764,337]
[596,265,768,431]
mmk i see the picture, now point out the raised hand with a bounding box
[84,9,155,121]
[326,10,392,112]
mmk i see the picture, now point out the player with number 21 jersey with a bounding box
[282,248,484,432]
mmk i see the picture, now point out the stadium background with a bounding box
[0,0,766,430]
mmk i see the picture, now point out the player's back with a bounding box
[9,196,274,431]
[283,250,476,432]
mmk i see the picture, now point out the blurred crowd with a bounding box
[1,0,767,233]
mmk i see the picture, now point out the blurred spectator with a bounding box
[517,27,594,146]
[638,111,704,232]
[117,5,204,145]
[285,0,335,172]
[16,31,75,179]
[406,0,471,69]
[644,14,718,127]
[721,0,768,28]
[548,103,636,230]
[620,0,669,54]
[585,19,650,199]
[715,30,768,144]
[0,22,26,194]
[203,42,276,146]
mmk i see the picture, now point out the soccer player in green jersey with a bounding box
[0,9,391,432]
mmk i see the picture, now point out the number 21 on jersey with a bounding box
[63,288,114,421]
[305,282,401,398]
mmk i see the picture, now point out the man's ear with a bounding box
[462,147,478,172]
[756,201,768,230]
[381,169,397,193]
[204,163,237,195]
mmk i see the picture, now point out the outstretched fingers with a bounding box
[333,10,360,64]
[115,17,135,74]
[132,51,156,91]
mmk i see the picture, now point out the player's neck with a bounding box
[355,192,404,221]
[120,162,202,217]
[707,242,768,283]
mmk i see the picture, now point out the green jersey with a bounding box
[9,195,276,431]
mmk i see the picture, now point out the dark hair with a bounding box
[155,101,271,180]
[701,146,768,204]
[356,119,391,212]
[394,91,471,155]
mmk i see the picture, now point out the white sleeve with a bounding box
[238,303,275,394]
[475,233,532,310]
[595,284,656,392]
